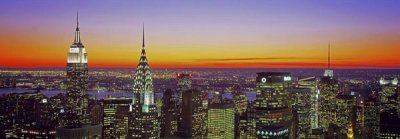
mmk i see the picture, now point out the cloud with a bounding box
[192,57,316,62]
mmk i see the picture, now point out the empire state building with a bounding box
[56,13,102,139]
[65,13,89,127]
[128,26,160,139]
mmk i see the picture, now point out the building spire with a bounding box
[76,11,79,31]
[74,11,81,44]
[328,42,331,69]
[142,24,145,49]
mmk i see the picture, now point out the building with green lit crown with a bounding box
[207,103,235,139]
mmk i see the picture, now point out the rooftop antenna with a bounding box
[328,42,331,69]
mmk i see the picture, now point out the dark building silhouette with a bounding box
[161,89,179,137]
[178,89,208,138]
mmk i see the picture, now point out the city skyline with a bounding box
[1,1,400,69]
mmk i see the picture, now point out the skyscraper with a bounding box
[318,44,339,132]
[65,12,89,127]
[291,87,311,138]
[255,72,293,138]
[161,89,179,137]
[298,77,319,130]
[207,103,235,139]
[128,26,160,139]
[56,13,102,139]
[379,77,398,112]
[363,94,380,138]
[179,89,208,138]
[335,93,357,138]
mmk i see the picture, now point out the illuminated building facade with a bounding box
[298,77,319,129]
[232,84,248,115]
[65,13,89,127]
[379,77,399,112]
[318,76,338,132]
[207,103,235,139]
[128,26,160,139]
[379,77,400,138]
[318,43,339,132]
[232,84,250,139]
[56,13,102,139]
[335,93,357,137]
[179,89,208,138]
[291,87,311,138]
[255,72,293,138]
[103,97,131,139]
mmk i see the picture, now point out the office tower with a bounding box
[161,89,179,137]
[335,93,357,138]
[318,75,338,132]
[56,13,102,139]
[255,72,293,138]
[318,45,339,132]
[232,84,248,115]
[291,87,311,138]
[128,26,160,139]
[103,97,131,139]
[298,77,319,129]
[177,73,192,105]
[379,77,398,112]
[207,103,235,139]
[363,94,380,139]
[179,89,208,138]
[65,13,89,127]
[232,84,249,139]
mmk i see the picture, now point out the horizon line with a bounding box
[0,66,399,70]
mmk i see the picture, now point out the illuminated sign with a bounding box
[284,76,291,81]
[261,77,267,83]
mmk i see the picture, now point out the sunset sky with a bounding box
[1,0,399,69]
